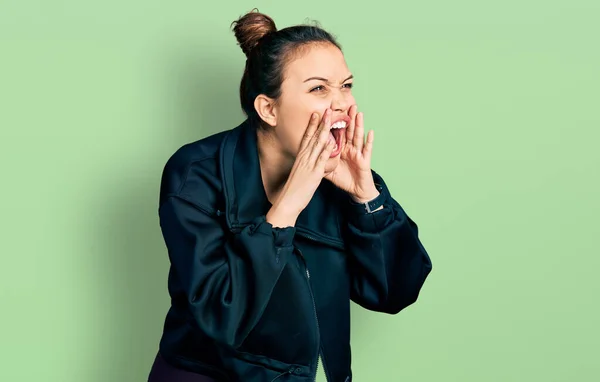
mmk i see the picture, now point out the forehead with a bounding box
[283,43,350,82]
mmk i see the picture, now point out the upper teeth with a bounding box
[331,121,347,129]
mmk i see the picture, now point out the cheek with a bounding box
[300,96,329,114]
[282,118,310,154]
[346,93,356,106]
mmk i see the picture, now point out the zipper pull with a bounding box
[296,248,310,279]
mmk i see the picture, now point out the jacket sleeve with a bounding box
[159,195,296,349]
[343,171,433,314]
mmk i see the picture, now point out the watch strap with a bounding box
[349,183,386,214]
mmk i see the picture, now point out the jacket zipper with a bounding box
[295,248,324,382]
[270,367,295,382]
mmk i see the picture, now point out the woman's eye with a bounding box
[310,83,353,92]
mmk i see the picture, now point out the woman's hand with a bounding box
[266,109,336,227]
[325,105,380,203]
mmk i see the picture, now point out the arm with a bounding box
[159,195,296,349]
[343,171,433,314]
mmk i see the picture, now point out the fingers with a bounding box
[300,112,320,151]
[309,108,332,163]
[318,140,336,167]
[353,111,364,152]
[346,104,358,143]
[363,129,374,157]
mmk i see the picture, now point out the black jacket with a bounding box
[156,119,433,382]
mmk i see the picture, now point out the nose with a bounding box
[330,89,349,113]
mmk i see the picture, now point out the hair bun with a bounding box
[231,9,277,57]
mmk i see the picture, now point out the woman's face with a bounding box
[264,42,356,172]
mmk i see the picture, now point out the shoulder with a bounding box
[158,129,231,208]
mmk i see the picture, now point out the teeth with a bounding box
[331,121,347,129]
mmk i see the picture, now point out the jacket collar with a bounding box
[220,119,345,249]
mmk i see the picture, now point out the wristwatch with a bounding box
[350,183,386,214]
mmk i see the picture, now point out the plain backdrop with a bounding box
[1,1,599,381]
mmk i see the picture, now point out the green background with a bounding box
[1,1,599,381]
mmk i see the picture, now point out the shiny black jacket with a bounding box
[156,119,433,382]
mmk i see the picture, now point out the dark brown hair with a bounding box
[231,9,341,127]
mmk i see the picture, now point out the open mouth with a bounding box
[328,119,348,158]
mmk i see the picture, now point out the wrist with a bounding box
[349,183,386,214]
[350,186,380,204]
[266,201,299,228]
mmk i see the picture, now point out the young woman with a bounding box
[148,9,433,382]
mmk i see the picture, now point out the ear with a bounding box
[254,94,278,127]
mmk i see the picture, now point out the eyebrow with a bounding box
[304,74,354,83]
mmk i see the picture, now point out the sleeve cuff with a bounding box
[346,171,395,233]
[347,201,394,233]
[252,215,296,247]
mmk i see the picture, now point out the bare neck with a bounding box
[256,128,294,204]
